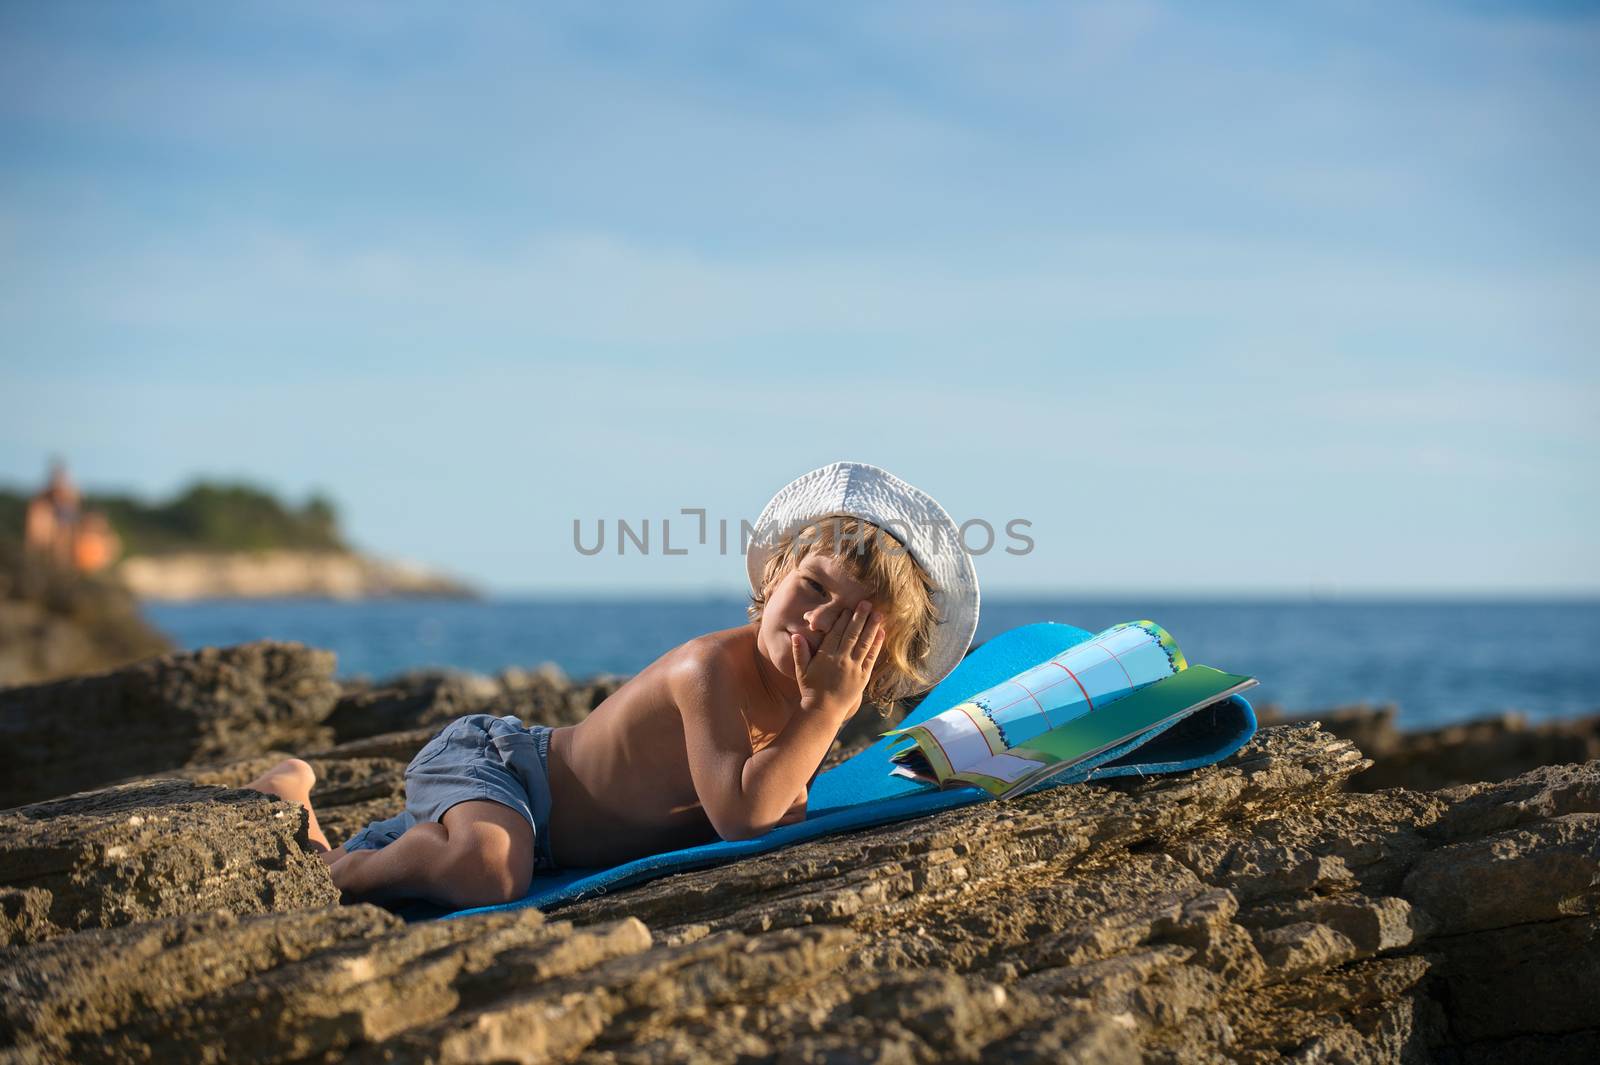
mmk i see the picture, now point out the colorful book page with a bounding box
[890,621,1183,764]
[1018,665,1254,767]
[961,750,1049,785]
[918,703,1003,767]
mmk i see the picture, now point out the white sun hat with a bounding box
[746,461,980,694]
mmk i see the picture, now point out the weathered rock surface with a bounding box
[325,665,628,743]
[172,751,413,845]
[5,643,1597,1061]
[1259,703,1600,792]
[0,641,340,808]
[3,721,1598,1063]
[0,779,338,947]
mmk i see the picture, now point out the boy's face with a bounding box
[756,550,879,682]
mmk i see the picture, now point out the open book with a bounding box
[885,621,1257,800]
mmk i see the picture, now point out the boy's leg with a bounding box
[245,758,332,853]
[327,800,534,909]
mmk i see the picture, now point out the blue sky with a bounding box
[2,1,1595,596]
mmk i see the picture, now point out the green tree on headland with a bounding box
[0,480,349,556]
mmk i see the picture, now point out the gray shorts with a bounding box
[343,713,559,872]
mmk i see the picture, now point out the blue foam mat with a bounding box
[444,621,1256,921]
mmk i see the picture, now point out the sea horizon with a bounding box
[142,595,1600,732]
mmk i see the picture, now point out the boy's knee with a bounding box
[440,824,531,906]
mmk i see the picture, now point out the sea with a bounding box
[142,598,1600,732]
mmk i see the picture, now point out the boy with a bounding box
[247,462,980,909]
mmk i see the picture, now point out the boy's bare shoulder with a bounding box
[664,624,792,753]
[661,624,786,724]
[666,624,755,686]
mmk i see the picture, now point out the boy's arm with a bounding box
[669,651,846,840]
[672,604,884,840]
[779,755,826,824]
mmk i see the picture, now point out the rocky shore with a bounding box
[1257,703,1600,794]
[2,645,1597,1062]
[115,549,476,601]
[0,544,171,687]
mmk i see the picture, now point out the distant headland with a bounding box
[1,462,476,602]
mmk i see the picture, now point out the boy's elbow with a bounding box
[710,780,809,841]
[712,813,764,842]
[709,806,779,842]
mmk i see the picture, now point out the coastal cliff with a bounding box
[114,549,475,601]
[4,475,475,603]
[2,644,1597,1062]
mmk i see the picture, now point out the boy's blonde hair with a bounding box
[746,513,943,710]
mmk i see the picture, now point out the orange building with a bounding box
[23,461,121,573]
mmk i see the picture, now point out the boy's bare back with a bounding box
[545,625,781,866]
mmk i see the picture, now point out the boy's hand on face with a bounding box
[789,600,886,718]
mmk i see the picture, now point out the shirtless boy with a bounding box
[247,462,980,909]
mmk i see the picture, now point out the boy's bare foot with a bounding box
[245,757,332,852]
